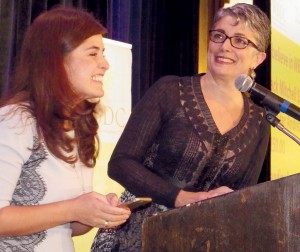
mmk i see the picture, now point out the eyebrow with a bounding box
[232,32,248,37]
[215,29,248,37]
[85,46,101,51]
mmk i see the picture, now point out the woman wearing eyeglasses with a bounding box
[92,3,271,251]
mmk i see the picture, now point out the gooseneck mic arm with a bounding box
[265,109,300,145]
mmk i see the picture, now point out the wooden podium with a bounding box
[142,174,300,252]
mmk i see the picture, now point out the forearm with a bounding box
[0,192,131,237]
[108,157,180,207]
[0,200,74,237]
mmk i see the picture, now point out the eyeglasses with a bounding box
[209,30,260,51]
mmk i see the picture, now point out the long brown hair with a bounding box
[1,7,107,167]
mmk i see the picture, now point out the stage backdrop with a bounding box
[73,38,132,251]
[271,0,300,179]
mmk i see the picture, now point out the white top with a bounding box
[0,105,93,252]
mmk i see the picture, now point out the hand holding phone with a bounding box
[118,197,152,211]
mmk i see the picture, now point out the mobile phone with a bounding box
[119,197,152,211]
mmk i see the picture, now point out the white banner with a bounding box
[100,38,132,142]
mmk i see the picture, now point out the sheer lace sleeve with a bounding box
[108,76,182,207]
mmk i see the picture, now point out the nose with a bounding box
[220,37,232,50]
[99,57,110,70]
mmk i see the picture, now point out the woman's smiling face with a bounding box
[64,34,109,101]
[207,15,266,81]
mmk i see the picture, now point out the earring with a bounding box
[248,68,256,79]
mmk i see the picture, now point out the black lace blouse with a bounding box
[108,74,270,208]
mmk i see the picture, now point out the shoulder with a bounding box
[149,74,200,94]
[138,75,182,104]
[0,104,36,166]
[153,74,202,86]
[0,104,36,135]
[152,75,181,90]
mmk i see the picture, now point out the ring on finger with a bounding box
[104,220,109,228]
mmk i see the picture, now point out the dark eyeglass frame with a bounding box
[209,30,261,52]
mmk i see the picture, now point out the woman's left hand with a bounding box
[206,186,234,198]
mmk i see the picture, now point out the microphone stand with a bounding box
[265,108,300,145]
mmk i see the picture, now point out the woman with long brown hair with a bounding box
[0,7,130,252]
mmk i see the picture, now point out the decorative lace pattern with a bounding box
[0,137,47,251]
[178,76,265,191]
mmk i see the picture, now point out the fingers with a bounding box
[175,190,210,207]
[175,187,234,208]
[207,186,234,198]
[72,192,131,228]
[94,209,130,222]
[98,219,127,229]
[92,209,130,229]
[105,193,119,206]
[98,201,131,216]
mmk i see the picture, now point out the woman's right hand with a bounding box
[174,186,234,208]
[70,192,131,229]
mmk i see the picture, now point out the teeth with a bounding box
[216,57,234,63]
[91,75,103,82]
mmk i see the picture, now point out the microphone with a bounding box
[235,74,300,122]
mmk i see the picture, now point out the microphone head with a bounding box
[235,74,254,92]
